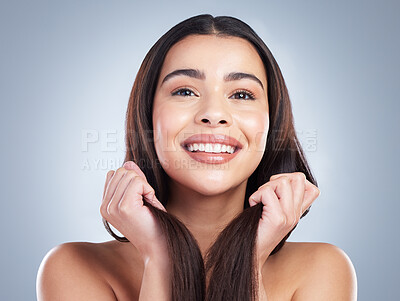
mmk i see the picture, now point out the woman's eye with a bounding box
[171,88,196,97]
[171,88,256,100]
[230,90,256,101]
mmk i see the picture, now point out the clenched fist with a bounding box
[100,161,168,262]
[249,172,321,267]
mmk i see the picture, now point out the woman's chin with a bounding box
[179,177,244,197]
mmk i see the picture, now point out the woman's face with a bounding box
[152,34,269,196]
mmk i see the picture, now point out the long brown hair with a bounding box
[103,14,318,301]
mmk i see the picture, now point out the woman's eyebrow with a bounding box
[161,68,264,90]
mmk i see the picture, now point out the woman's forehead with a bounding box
[158,35,267,89]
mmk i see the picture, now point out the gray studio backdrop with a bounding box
[1,1,398,300]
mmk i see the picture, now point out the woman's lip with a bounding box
[181,133,243,149]
[182,145,241,164]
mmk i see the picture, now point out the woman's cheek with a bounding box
[153,106,177,152]
[255,117,269,152]
[239,111,269,153]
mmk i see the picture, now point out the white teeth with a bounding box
[186,143,236,154]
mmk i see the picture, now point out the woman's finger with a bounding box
[266,176,294,225]
[103,170,115,201]
[123,161,147,181]
[271,173,319,215]
[302,181,321,214]
[270,172,306,219]
[291,173,306,218]
[118,175,158,213]
[249,184,284,224]
[107,171,140,215]
[104,167,129,206]
[123,161,166,212]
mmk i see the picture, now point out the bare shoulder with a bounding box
[36,242,119,301]
[286,241,358,301]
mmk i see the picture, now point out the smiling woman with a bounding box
[36,14,357,301]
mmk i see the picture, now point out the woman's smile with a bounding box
[181,133,243,164]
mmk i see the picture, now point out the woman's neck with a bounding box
[165,179,248,257]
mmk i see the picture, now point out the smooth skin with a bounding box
[36,35,357,300]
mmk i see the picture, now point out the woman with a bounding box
[37,14,357,300]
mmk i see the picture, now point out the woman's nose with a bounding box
[194,94,233,127]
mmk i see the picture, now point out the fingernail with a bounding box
[123,161,133,168]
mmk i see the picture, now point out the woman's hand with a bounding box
[100,161,168,263]
[249,172,321,267]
